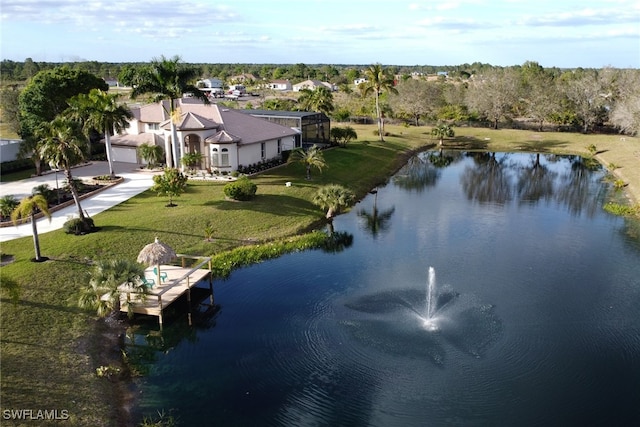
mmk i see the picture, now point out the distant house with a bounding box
[196,78,225,97]
[269,80,292,91]
[109,98,298,172]
[103,78,119,87]
[354,78,367,85]
[292,79,337,92]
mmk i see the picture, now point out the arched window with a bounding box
[211,148,218,166]
[221,148,229,166]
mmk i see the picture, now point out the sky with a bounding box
[1,0,639,68]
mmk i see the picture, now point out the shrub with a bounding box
[0,195,19,219]
[63,217,95,235]
[223,176,257,201]
[31,184,57,205]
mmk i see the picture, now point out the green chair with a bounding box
[153,267,168,283]
[140,276,155,289]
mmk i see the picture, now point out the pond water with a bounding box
[130,151,640,426]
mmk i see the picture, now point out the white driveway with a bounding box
[0,162,156,242]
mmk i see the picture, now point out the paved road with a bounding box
[0,162,156,242]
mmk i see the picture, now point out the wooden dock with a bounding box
[119,255,213,328]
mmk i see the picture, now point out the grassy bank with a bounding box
[1,124,638,426]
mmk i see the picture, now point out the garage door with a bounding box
[112,147,138,164]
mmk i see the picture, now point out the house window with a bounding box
[211,148,218,166]
[261,142,266,159]
[277,139,282,154]
[221,148,229,166]
[148,123,159,131]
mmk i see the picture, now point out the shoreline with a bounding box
[107,137,639,425]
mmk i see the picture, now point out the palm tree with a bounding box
[431,123,455,146]
[297,87,334,116]
[67,89,133,179]
[78,259,146,317]
[137,143,164,169]
[38,116,88,222]
[288,144,327,180]
[312,184,356,220]
[130,55,209,169]
[11,194,51,262]
[360,64,398,141]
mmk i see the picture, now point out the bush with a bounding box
[223,176,257,201]
[63,217,95,235]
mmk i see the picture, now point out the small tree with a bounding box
[11,194,51,262]
[312,184,356,220]
[288,144,327,180]
[330,126,358,147]
[431,123,455,146]
[181,152,204,171]
[138,143,164,169]
[223,176,257,201]
[151,168,188,207]
[78,259,146,317]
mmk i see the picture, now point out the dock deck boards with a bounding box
[119,263,212,324]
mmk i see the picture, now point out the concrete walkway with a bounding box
[0,162,157,242]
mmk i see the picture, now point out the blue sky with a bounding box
[1,0,638,68]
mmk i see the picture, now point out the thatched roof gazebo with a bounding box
[137,237,177,285]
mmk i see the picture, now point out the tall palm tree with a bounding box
[297,86,334,116]
[11,194,51,262]
[67,89,133,179]
[130,55,209,168]
[360,64,398,141]
[38,116,88,222]
[288,144,327,180]
[78,259,146,317]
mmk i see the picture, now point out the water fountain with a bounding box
[423,266,439,330]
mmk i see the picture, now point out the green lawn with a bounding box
[1,124,638,426]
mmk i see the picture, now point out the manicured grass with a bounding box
[1,124,638,426]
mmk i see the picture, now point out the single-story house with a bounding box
[269,80,292,91]
[110,98,299,172]
[292,80,337,92]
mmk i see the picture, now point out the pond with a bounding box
[130,151,640,426]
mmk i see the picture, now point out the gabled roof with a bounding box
[130,99,298,145]
[205,130,241,144]
[161,111,220,131]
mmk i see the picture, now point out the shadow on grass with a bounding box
[205,194,318,217]
[0,296,83,314]
[441,136,489,150]
[97,224,204,240]
[512,139,572,152]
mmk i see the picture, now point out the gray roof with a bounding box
[128,100,298,145]
[240,109,328,119]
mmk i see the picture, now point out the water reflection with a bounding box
[516,153,557,204]
[357,189,395,239]
[461,152,513,205]
[393,155,441,191]
[394,150,612,217]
